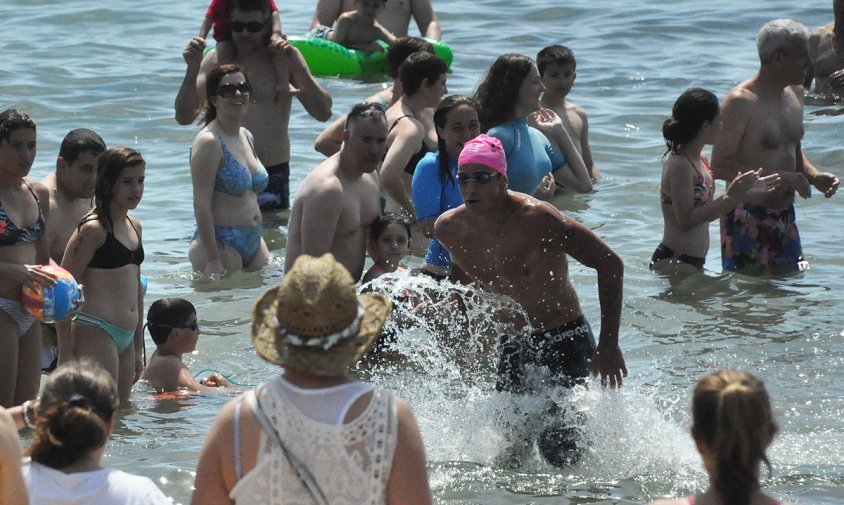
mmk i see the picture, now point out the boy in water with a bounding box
[314,0,397,52]
[362,213,411,283]
[537,45,601,180]
[141,298,230,393]
[198,0,288,96]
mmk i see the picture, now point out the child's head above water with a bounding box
[536,45,576,76]
[146,298,199,348]
[369,213,411,271]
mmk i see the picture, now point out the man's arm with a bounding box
[710,89,757,181]
[410,0,441,40]
[311,0,345,30]
[299,186,343,257]
[284,44,333,121]
[175,39,211,125]
[549,207,626,387]
[798,143,839,198]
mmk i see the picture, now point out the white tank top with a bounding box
[230,376,398,505]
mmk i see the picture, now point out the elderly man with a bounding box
[175,0,332,210]
[712,19,839,274]
[285,103,387,282]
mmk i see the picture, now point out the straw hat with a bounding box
[252,254,392,375]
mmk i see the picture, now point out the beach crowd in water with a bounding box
[1,0,843,503]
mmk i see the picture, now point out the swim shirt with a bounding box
[487,117,566,194]
[411,151,463,267]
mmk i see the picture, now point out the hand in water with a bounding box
[592,344,627,388]
[531,173,555,201]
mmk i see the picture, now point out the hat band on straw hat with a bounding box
[278,304,365,351]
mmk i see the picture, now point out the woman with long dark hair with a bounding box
[60,147,146,406]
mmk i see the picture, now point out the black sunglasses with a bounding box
[456,172,499,185]
[216,81,252,98]
[230,20,266,33]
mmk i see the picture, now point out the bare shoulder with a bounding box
[566,101,587,118]
[192,128,221,151]
[26,179,50,202]
[300,160,343,197]
[128,215,143,233]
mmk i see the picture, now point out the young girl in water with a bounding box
[650,370,787,505]
[60,148,146,407]
[651,88,778,275]
[362,213,411,283]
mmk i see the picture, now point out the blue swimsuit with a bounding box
[487,117,566,194]
[194,129,269,265]
[411,151,463,268]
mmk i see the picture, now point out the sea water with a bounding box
[1,0,842,503]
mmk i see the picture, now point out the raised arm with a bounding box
[175,41,213,125]
[410,0,441,40]
[314,114,347,156]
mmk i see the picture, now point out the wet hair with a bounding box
[0,109,36,144]
[536,45,576,76]
[230,0,271,17]
[756,18,808,64]
[387,37,435,79]
[473,54,535,132]
[692,370,777,505]
[146,298,197,346]
[399,52,448,96]
[344,101,387,129]
[662,88,719,155]
[370,212,411,241]
[59,129,106,164]
[203,64,247,126]
[80,147,145,232]
[27,360,118,469]
[434,95,479,186]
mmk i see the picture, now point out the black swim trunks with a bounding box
[649,243,705,270]
[495,315,596,394]
[258,161,290,210]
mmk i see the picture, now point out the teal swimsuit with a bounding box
[487,117,566,194]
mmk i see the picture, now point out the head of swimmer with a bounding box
[399,52,449,107]
[147,298,200,355]
[387,37,435,80]
[57,129,106,200]
[473,54,538,130]
[27,360,118,469]
[756,18,810,84]
[0,109,37,179]
[356,0,388,20]
[662,88,721,155]
[204,64,250,126]
[342,102,388,173]
[229,0,271,46]
[435,95,481,162]
[93,147,145,222]
[691,370,778,505]
[368,213,411,271]
[537,45,577,101]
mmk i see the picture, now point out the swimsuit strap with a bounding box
[681,153,706,179]
[388,114,416,132]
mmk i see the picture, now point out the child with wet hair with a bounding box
[650,370,788,505]
[328,0,397,52]
[22,360,170,503]
[362,213,411,283]
[141,298,230,393]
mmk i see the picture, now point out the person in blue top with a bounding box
[474,54,592,199]
[411,95,480,278]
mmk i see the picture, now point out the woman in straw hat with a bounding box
[191,253,432,505]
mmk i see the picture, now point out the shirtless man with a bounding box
[311,0,441,40]
[806,0,844,95]
[175,0,332,210]
[40,129,105,370]
[435,134,626,468]
[712,19,839,275]
[285,103,386,281]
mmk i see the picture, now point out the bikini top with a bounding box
[0,180,45,247]
[88,218,144,269]
[388,114,430,176]
[213,129,269,196]
[661,153,714,206]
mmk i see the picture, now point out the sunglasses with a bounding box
[456,172,499,185]
[216,81,252,98]
[230,20,266,33]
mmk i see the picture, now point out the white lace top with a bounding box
[230,377,398,504]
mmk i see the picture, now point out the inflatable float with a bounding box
[288,36,453,78]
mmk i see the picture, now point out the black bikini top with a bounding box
[88,219,144,269]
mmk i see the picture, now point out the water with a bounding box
[1,0,842,503]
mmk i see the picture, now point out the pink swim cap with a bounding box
[458,134,507,176]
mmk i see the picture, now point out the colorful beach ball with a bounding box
[21,265,82,323]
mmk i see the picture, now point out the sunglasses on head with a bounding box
[456,172,499,185]
[230,20,266,33]
[216,81,252,98]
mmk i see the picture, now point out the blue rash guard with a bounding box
[411,151,463,267]
[487,117,566,194]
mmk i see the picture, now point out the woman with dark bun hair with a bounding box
[650,370,788,505]
[651,88,779,275]
[21,360,170,504]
